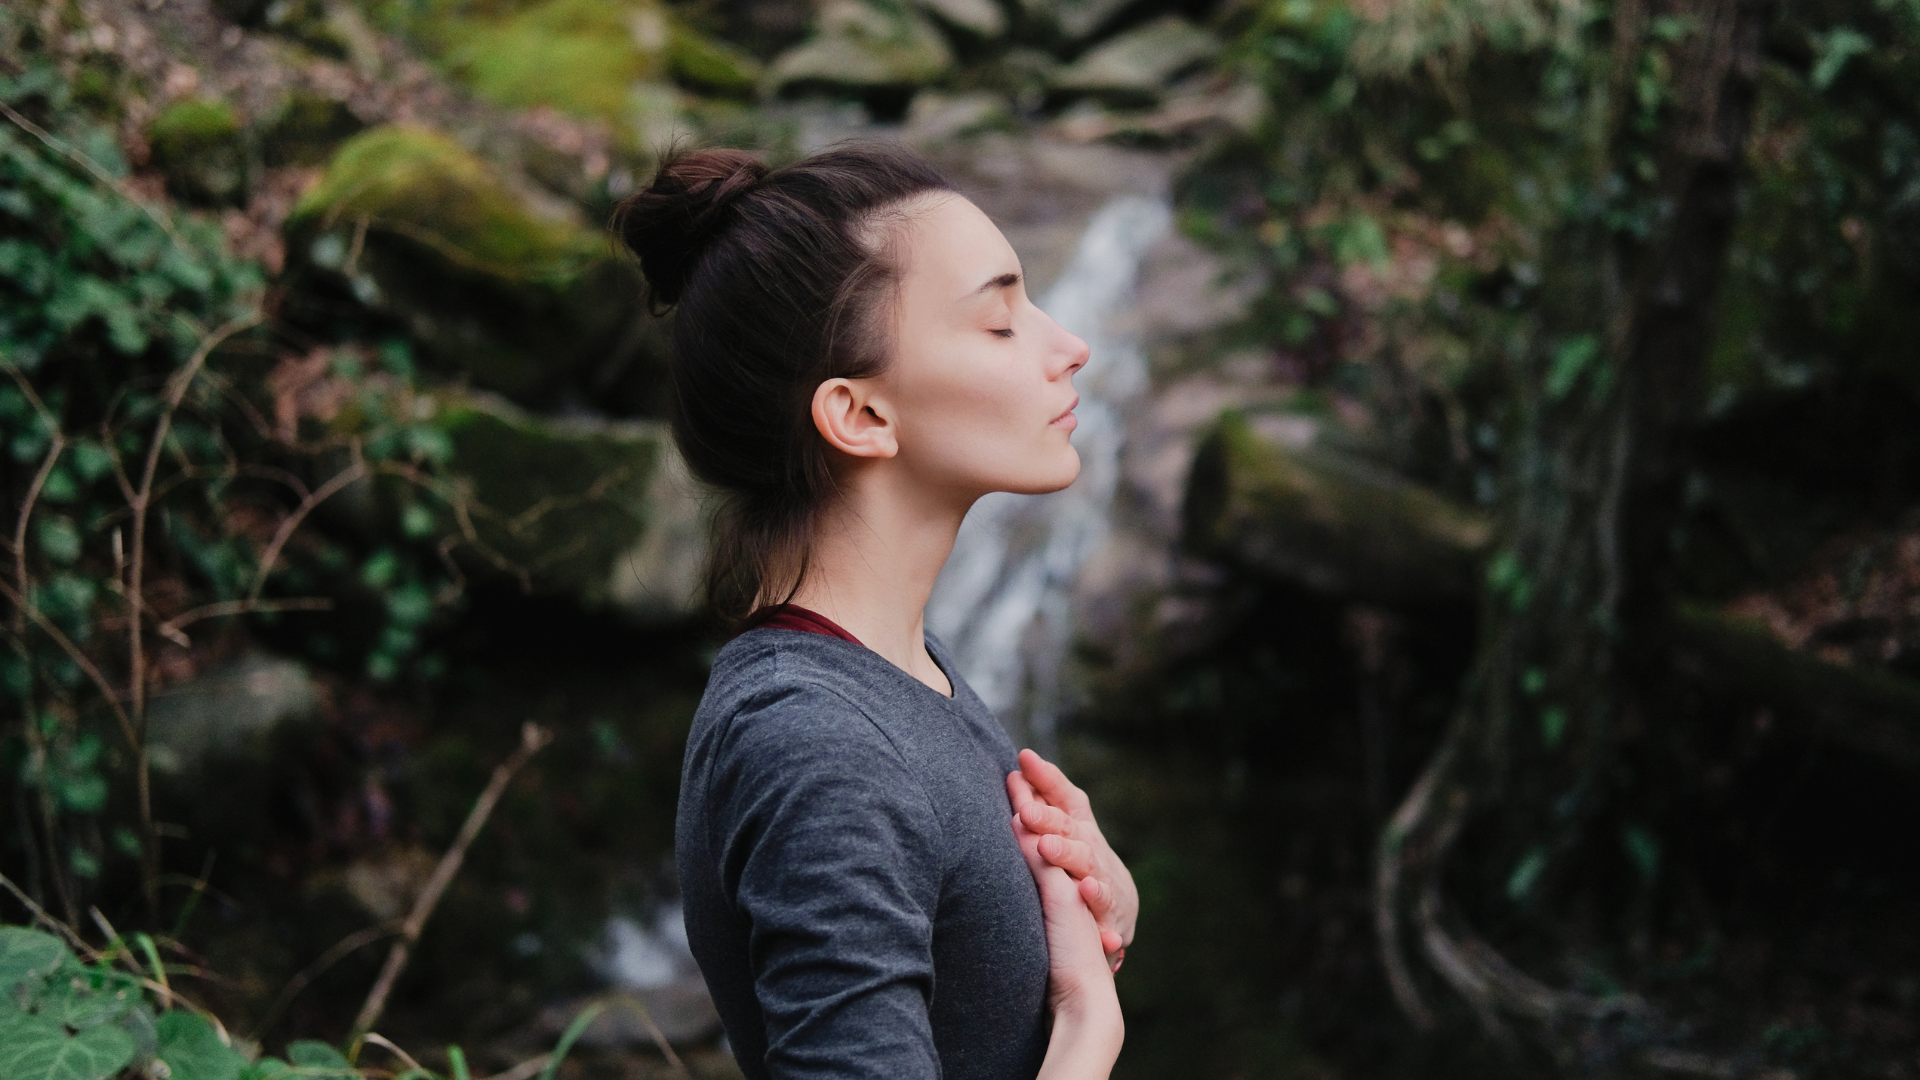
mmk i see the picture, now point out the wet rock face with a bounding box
[769,0,955,109]
[1049,16,1218,105]
[149,98,250,206]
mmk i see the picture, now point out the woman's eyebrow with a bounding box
[967,272,1020,298]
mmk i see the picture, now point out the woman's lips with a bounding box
[1051,397,1080,428]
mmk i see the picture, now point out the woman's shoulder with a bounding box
[694,630,902,760]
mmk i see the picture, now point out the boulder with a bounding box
[1020,0,1130,44]
[913,0,1006,40]
[260,88,364,167]
[1051,16,1221,105]
[443,0,668,124]
[1183,411,1491,603]
[146,653,320,775]
[285,125,660,408]
[769,0,955,94]
[436,393,704,619]
[148,98,249,207]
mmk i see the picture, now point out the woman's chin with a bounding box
[1001,450,1081,495]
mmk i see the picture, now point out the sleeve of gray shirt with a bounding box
[708,682,947,1080]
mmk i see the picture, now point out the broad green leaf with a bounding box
[285,1041,355,1079]
[0,929,67,993]
[155,1012,247,1080]
[0,1012,137,1080]
[239,1059,292,1080]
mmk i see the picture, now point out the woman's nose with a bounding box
[1054,323,1091,378]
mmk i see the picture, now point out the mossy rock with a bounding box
[261,89,364,166]
[285,125,661,406]
[148,98,250,206]
[770,0,954,93]
[291,124,596,283]
[436,393,702,615]
[669,22,764,96]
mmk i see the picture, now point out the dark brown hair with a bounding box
[611,143,952,626]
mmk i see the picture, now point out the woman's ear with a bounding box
[811,378,899,459]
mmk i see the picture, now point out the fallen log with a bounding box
[1672,604,1920,773]
[1181,411,1492,604]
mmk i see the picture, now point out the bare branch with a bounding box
[0,100,188,252]
[351,723,552,1040]
[155,597,334,646]
[10,430,66,635]
[247,454,371,604]
[0,576,138,754]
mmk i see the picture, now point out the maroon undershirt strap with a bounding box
[743,604,864,646]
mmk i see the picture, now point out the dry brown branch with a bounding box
[361,1033,426,1073]
[477,1055,551,1080]
[0,577,138,753]
[125,311,263,907]
[251,922,399,1040]
[0,870,98,959]
[154,597,334,646]
[0,100,186,251]
[350,723,553,1042]
[247,453,371,604]
[609,994,695,1078]
[10,431,66,634]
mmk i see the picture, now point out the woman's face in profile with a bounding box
[880,193,1091,499]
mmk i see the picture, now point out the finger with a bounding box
[1101,929,1124,956]
[1078,873,1114,919]
[1018,801,1074,837]
[1006,771,1037,815]
[1018,748,1089,813]
[1037,833,1099,879]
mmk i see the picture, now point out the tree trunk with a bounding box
[1375,0,1766,1055]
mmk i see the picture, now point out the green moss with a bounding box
[442,0,669,121]
[436,393,663,600]
[292,125,596,282]
[262,89,364,166]
[148,99,249,206]
[669,22,763,95]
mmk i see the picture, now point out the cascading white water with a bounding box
[926,195,1171,756]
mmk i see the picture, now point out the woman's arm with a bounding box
[1013,815,1124,1080]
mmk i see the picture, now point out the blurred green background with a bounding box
[5,0,1920,1075]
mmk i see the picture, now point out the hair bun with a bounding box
[613,148,770,310]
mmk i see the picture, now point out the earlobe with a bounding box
[811,378,899,460]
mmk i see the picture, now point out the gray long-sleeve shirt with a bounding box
[676,628,1050,1080]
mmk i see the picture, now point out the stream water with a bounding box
[926,194,1172,755]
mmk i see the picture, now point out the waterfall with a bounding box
[926,195,1171,756]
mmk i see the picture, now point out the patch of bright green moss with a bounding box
[443,0,667,120]
[149,99,249,205]
[292,125,596,282]
[668,24,762,95]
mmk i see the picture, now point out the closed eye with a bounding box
[990,328,1014,338]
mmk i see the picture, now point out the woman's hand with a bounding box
[1013,814,1122,1080]
[1007,749,1138,968]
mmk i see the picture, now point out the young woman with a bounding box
[614,144,1138,1080]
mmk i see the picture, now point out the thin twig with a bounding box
[0,577,138,753]
[247,455,370,603]
[0,871,97,960]
[154,597,334,646]
[0,100,186,251]
[250,923,398,1040]
[127,312,264,909]
[362,1033,427,1073]
[9,432,64,633]
[610,994,695,1078]
[350,723,553,1041]
[477,1056,551,1080]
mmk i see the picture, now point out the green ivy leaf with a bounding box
[36,516,82,564]
[285,1040,357,1079]
[0,1012,137,1080]
[0,928,68,994]
[155,1011,248,1080]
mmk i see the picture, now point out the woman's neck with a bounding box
[785,471,967,696]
